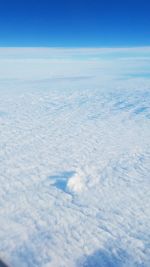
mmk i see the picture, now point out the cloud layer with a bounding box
[0,48,150,267]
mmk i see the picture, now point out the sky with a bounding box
[0,0,150,47]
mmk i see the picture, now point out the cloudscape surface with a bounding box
[0,47,150,267]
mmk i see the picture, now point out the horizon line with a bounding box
[0,46,150,51]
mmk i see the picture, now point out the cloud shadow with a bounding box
[0,260,9,267]
[77,247,131,267]
[48,171,75,192]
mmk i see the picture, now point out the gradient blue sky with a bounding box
[0,0,150,47]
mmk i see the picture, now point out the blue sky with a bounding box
[0,0,150,47]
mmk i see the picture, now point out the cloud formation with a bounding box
[0,48,150,267]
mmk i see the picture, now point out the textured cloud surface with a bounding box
[0,48,150,267]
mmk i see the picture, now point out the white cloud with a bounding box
[0,48,150,267]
